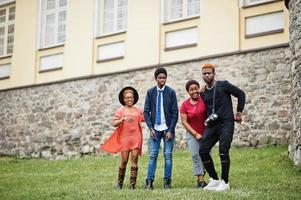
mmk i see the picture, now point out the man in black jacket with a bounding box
[199,63,246,191]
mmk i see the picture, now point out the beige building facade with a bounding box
[0,0,289,90]
[1,0,296,160]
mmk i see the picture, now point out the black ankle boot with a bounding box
[164,178,171,189]
[144,179,154,190]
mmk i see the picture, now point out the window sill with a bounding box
[0,0,15,7]
[0,54,12,59]
[164,43,197,51]
[0,76,10,80]
[38,44,64,51]
[241,0,282,9]
[96,56,124,63]
[96,31,126,39]
[39,67,63,73]
[245,29,284,38]
[162,16,200,25]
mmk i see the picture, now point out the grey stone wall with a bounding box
[0,46,292,159]
[287,0,301,167]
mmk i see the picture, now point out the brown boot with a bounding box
[115,167,126,190]
[129,167,138,190]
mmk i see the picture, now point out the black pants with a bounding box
[199,121,234,183]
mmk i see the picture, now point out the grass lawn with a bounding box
[0,146,300,200]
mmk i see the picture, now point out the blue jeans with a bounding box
[146,130,174,180]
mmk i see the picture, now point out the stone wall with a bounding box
[0,46,292,159]
[287,0,301,167]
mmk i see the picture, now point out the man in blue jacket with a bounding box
[144,67,179,189]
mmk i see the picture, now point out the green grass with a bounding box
[0,146,300,200]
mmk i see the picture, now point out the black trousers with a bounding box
[199,121,234,183]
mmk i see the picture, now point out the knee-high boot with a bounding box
[130,167,138,189]
[115,167,126,190]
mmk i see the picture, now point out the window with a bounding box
[241,0,278,7]
[0,63,10,79]
[97,41,125,62]
[245,11,284,38]
[96,0,128,37]
[0,2,15,57]
[165,27,197,50]
[163,0,200,23]
[39,0,67,49]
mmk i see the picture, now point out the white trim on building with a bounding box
[97,41,125,62]
[165,27,198,50]
[245,11,284,38]
[40,53,64,72]
[240,0,279,7]
[0,63,10,78]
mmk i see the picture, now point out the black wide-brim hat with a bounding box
[118,86,139,106]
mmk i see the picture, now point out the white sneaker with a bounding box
[203,178,220,191]
[215,180,230,192]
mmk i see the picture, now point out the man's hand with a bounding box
[166,131,173,141]
[150,129,156,140]
[235,112,242,123]
[199,85,206,93]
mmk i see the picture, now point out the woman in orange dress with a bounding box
[101,86,144,190]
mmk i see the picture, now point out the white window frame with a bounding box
[0,63,10,79]
[0,2,15,57]
[245,11,284,38]
[95,0,128,37]
[162,0,201,23]
[38,0,67,49]
[240,0,279,7]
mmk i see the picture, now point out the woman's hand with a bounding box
[113,116,127,127]
[124,116,134,122]
[195,133,202,140]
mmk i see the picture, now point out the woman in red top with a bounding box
[180,80,207,188]
[101,86,144,190]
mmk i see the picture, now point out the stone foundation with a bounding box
[0,46,292,159]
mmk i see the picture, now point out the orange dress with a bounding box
[101,106,144,156]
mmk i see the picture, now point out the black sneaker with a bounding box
[164,179,171,189]
[144,179,154,190]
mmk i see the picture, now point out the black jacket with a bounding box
[201,80,246,122]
